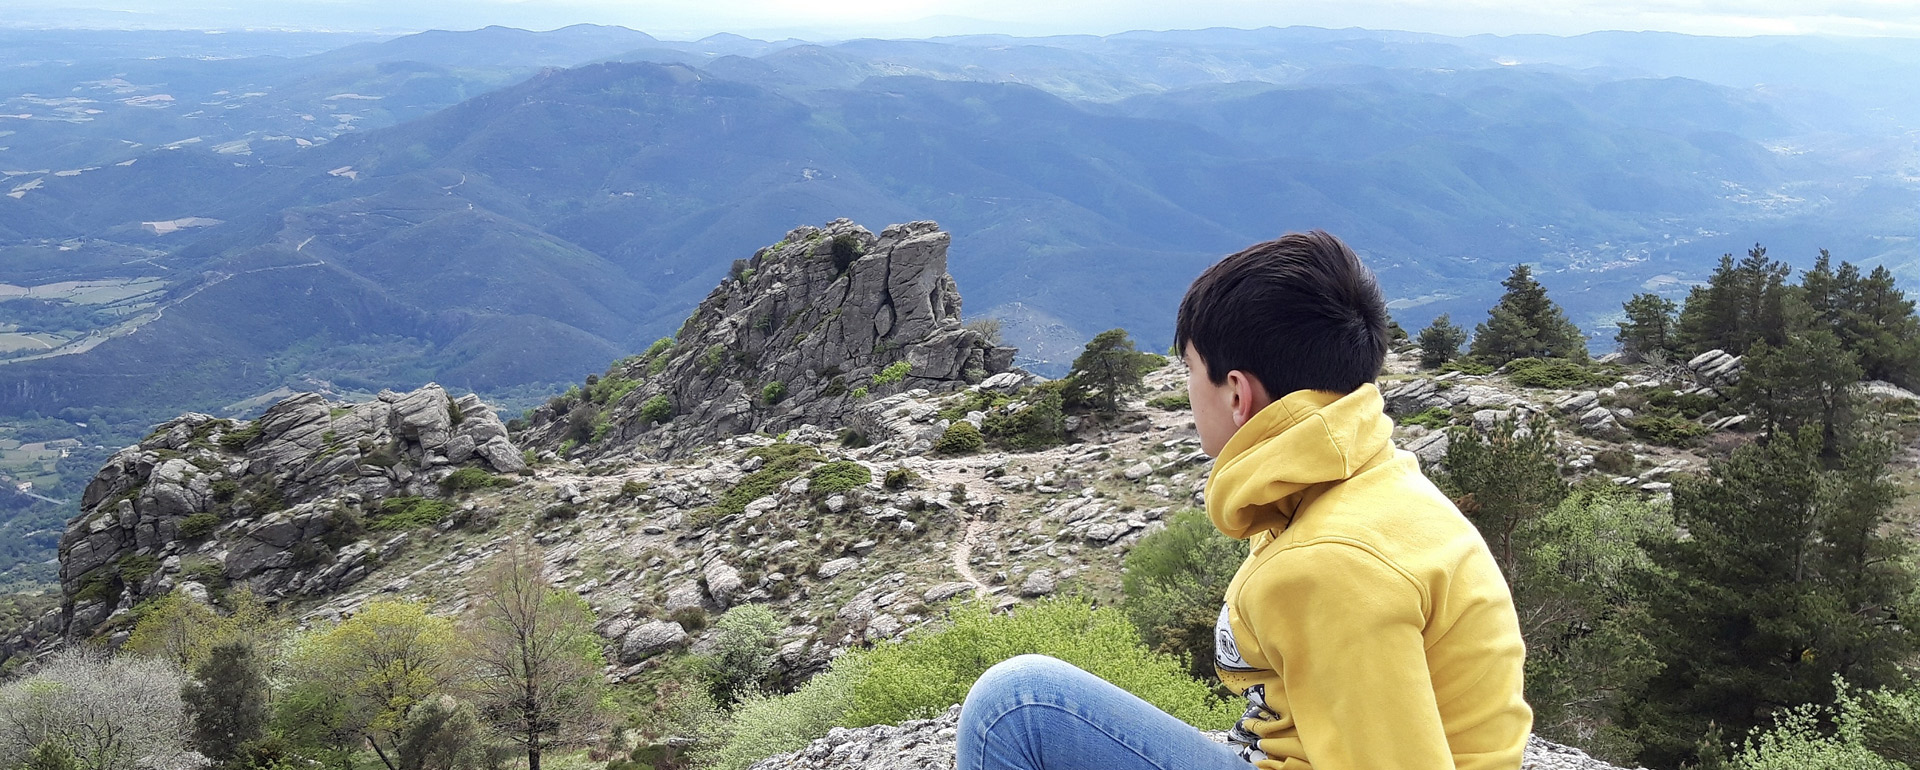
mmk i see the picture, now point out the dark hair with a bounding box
[1175,230,1389,396]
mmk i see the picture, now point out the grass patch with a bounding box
[692,443,823,526]
[1398,406,1453,430]
[369,496,452,532]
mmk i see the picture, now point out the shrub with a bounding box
[177,513,220,540]
[698,656,871,770]
[829,234,863,273]
[218,422,262,452]
[871,361,912,386]
[638,395,673,426]
[821,376,847,398]
[702,345,726,372]
[1122,509,1248,682]
[701,605,783,706]
[695,443,822,524]
[1626,414,1708,446]
[982,383,1069,450]
[369,497,452,532]
[934,421,984,455]
[670,607,709,632]
[883,468,917,491]
[1398,406,1452,430]
[117,555,161,587]
[1504,357,1609,389]
[1441,359,1496,376]
[644,337,674,359]
[1145,393,1190,411]
[849,387,869,400]
[1733,680,1913,770]
[807,461,872,498]
[1592,448,1638,476]
[699,599,1233,770]
[438,467,511,493]
[843,598,1236,727]
[761,381,787,405]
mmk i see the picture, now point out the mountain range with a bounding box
[0,23,1912,540]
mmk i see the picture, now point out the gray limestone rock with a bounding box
[51,383,524,643]
[619,620,689,663]
[520,219,1015,459]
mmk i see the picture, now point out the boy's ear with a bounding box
[1227,369,1270,427]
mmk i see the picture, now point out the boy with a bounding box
[957,231,1532,770]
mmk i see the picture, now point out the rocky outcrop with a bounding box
[524,219,1016,459]
[747,703,1641,770]
[53,384,524,643]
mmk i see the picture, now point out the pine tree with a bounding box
[1066,329,1157,412]
[1615,293,1679,362]
[1626,428,1919,768]
[183,641,270,764]
[1734,330,1863,456]
[1468,264,1588,364]
[1802,252,1920,388]
[1675,245,1792,356]
[1416,314,1468,369]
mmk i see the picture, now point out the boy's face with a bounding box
[1184,343,1272,458]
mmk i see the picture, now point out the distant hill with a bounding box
[0,24,1909,474]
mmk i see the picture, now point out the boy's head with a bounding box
[1177,230,1389,457]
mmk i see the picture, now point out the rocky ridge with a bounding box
[522,219,1016,460]
[746,704,1643,770]
[29,384,527,649]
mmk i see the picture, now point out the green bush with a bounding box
[981,383,1069,450]
[1441,359,1496,376]
[218,422,262,451]
[1626,414,1708,446]
[698,656,871,770]
[702,345,726,372]
[1145,393,1190,411]
[1734,681,1913,770]
[638,395,673,425]
[701,598,1234,770]
[177,512,220,540]
[694,443,822,524]
[117,554,162,586]
[644,337,675,359]
[369,497,452,532]
[701,605,783,706]
[1645,388,1718,419]
[871,361,912,386]
[849,387,869,400]
[934,421,984,455]
[1397,406,1453,430]
[844,598,1236,727]
[761,381,788,405]
[438,467,512,492]
[807,461,872,497]
[1122,509,1248,682]
[670,607,709,632]
[1593,448,1638,476]
[1504,357,1609,389]
[588,375,640,406]
[883,468,918,491]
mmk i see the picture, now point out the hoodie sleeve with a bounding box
[1240,540,1454,770]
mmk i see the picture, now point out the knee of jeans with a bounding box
[974,654,1076,696]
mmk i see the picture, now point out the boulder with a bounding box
[619,620,689,663]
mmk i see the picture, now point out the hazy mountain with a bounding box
[0,24,1910,508]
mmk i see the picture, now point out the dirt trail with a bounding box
[950,518,994,598]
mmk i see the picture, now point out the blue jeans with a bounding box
[957,655,1253,770]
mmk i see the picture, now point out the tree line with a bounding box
[1,540,607,770]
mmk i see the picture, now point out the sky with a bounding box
[7,0,1920,39]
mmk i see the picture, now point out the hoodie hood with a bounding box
[1204,383,1396,540]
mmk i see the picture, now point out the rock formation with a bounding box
[523,219,1016,459]
[51,384,524,645]
[747,703,1643,770]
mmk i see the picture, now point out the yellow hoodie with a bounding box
[1207,384,1531,770]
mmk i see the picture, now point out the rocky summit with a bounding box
[522,219,1016,460]
[41,384,525,649]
